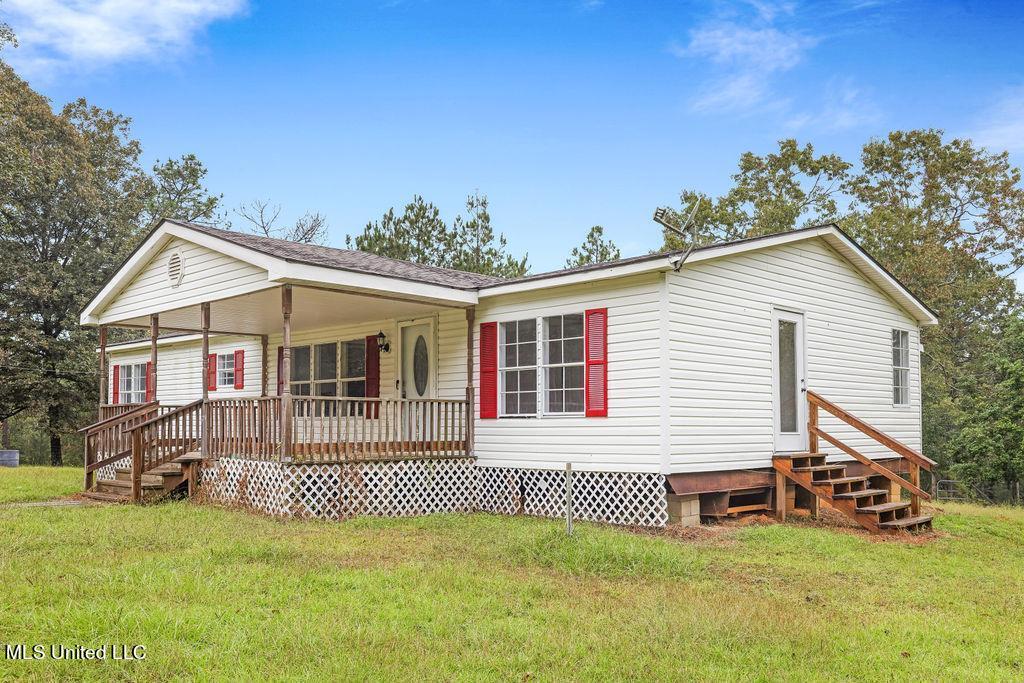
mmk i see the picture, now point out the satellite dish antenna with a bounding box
[652,199,701,270]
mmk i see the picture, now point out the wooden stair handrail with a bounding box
[806,390,936,470]
[127,399,204,433]
[78,402,159,434]
[811,427,930,500]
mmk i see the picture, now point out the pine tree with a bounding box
[566,225,620,267]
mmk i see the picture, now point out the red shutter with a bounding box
[364,335,381,418]
[207,354,217,392]
[145,361,154,402]
[234,350,245,389]
[276,347,284,396]
[584,308,608,417]
[112,365,120,404]
[479,322,498,419]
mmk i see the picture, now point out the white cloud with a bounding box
[785,77,881,132]
[2,0,246,76]
[674,21,817,112]
[970,87,1024,155]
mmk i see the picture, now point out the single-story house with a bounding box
[78,218,938,532]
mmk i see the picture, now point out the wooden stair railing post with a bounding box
[84,433,94,491]
[131,428,143,503]
[806,397,820,517]
[910,462,921,516]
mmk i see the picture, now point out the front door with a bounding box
[773,308,807,452]
[400,320,434,400]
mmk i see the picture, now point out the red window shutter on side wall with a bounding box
[112,365,120,404]
[584,308,608,417]
[364,335,381,418]
[479,322,498,419]
[145,361,154,402]
[234,350,245,389]
[276,347,284,396]
[207,354,217,392]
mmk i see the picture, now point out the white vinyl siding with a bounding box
[101,237,273,323]
[474,273,663,473]
[109,336,262,406]
[667,238,923,473]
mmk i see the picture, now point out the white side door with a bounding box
[772,308,807,453]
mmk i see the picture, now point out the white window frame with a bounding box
[216,353,235,388]
[497,311,586,419]
[292,339,367,415]
[542,313,585,416]
[892,329,911,407]
[498,318,540,418]
[119,362,147,404]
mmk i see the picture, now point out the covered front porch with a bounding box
[82,279,477,501]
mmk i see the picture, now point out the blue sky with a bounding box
[3,0,1024,281]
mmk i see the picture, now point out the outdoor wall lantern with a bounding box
[376,331,391,353]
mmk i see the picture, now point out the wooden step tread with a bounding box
[773,452,825,460]
[879,515,933,529]
[171,452,203,463]
[97,479,163,491]
[817,476,869,485]
[793,465,846,473]
[82,491,130,503]
[858,501,911,513]
[114,466,182,477]
[833,488,889,500]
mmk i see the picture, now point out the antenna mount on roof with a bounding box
[652,200,701,271]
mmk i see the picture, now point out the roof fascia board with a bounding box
[478,257,674,298]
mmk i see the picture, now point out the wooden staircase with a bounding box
[773,390,938,535]
[81,400,205,504]
[774,452,933,533]
[83,453,202,504]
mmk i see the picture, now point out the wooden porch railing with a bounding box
[289,397,471,462]
[807,390,937,516]
[90,396,473,497]
[97,403,147,421]
[80,402,160,490]
[207,397,282,461]
[128,400,204,501]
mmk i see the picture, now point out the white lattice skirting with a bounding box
[478,466,668,527]
[96,456,130,482]
[199,459,668,527]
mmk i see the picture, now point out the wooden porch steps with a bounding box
[84,452,202,504]
[774,452,933,534]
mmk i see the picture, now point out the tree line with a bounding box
[0,44,1021,500]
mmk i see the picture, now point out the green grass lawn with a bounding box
[1,469,1023,681]
[0,466,81,504]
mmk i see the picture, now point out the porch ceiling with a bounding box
[110,286,448,337]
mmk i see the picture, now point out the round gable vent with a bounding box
[167,250,185,287]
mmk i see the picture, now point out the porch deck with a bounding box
[83,395,472,502]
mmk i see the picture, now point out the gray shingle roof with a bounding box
[176,221,505,290]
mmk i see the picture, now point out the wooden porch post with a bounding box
[260,335,269,397]
[775,470,787,522]
[201,303,210,458]
[150,314,159,401]
[98,325,108,408]
[465,306,475,457]
[281,286,293,461]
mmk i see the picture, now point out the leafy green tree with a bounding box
[0,62,222,465]
[665,140,850,250]
[949,315,1024,498]
[348,193,529,278]
[566,225,620,267]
